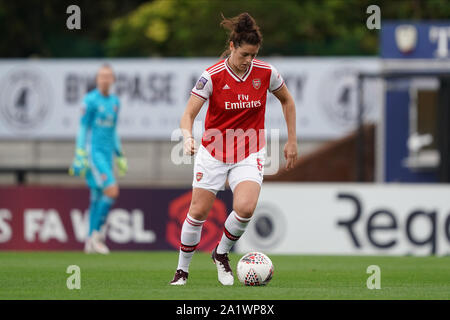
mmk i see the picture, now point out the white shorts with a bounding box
[192,145,265,194]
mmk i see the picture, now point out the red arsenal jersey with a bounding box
[191,57,284,163]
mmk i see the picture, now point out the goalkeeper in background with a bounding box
[69,64,128,254]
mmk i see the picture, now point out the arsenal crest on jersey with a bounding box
[252,78,261,90]
[196,172,203,181]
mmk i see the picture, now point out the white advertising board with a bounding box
[0,58,381,140]
[235,183,450,256]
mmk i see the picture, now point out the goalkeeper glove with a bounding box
[69,148,89,177]
[116,155,128,177]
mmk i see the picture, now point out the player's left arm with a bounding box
[114,129,123,157]
[113,98,128,176]
[272,84,298,170]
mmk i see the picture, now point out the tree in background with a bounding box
[106,0,450,57]
[107,0,374,57]
[0,0,147,57]
[1,0,450,58]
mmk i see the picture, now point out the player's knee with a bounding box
[188,200,210,221]
[233,201,257,219]
[188,204,208,221]
[104,185,119,198]
[188,211,207,221]
[188,188,216,220]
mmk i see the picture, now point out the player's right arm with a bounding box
[180,95,205,155]
[180,71,212,155]
[76,96,96,151]
[69,96,96,177]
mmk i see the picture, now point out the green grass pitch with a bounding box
[0,251,448,300]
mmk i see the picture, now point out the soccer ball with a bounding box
[236,252,274,286]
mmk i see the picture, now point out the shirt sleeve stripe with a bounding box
[191,91,208,100]
[271,81,285,93]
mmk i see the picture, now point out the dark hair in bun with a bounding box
[220,12,262,58]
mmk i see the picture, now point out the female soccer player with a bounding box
[170,13,298,285]
[69,64,128,254]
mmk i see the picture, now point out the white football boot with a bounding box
[84,236,94,254]
[170,269,189,285]
[211,245,234,286]
[84,231,110,255]
[99,225,107,242]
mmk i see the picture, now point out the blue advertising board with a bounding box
[381,21,449,182]
[381,21,450,59]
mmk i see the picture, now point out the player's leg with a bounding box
[84,165,103,253]
[84,186,102,253]
[221,149,265,252]
[211,149,265,285]
[211,181,261,285]
[171,145,227,285]
[87,187,103,236]
[217,180,260,253]
[87,153,117,254]
[170,187,216,285]
[88,183,117,255]
[96,183,118,233]
[91,153,117,232]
